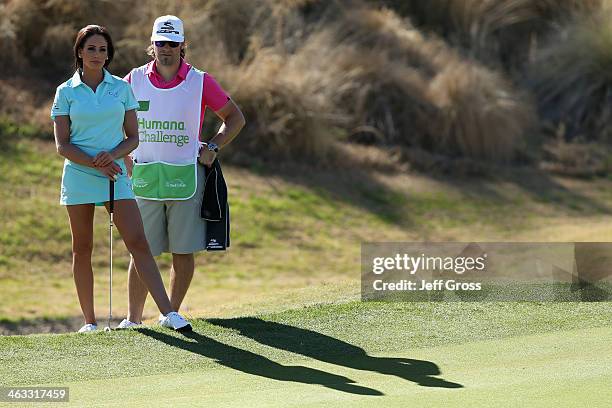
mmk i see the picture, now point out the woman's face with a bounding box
[79,34,108,71]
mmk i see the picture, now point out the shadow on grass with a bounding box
[249,161,416,228]
[208,317,463,389]
[234,156,612,236]
[0,316,84,336]
[137,328,384,396]
[498,166,612,215]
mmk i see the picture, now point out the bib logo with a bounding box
[138,101,150,111]
[158,21,180,35]
[207,238,222,249]
[132,178,149,188]
[138,118,185,131]
[166,178,187,188]
[138,118,190,147]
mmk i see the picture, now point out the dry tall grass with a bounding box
[296,7,534,161]
[429,62,535,161]
[1,0,135,77]
[0,0,597,167]
[530,6,612,143]
[380,0,603,71]
[211,5,534,163]
[221,50,334,162]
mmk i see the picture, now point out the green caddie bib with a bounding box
[132,162,197,200]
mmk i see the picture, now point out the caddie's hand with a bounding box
[198,149,217,168]
[124,155,134,178]
[93,151,115,168]
[98,162,122,181]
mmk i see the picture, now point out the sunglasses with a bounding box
[154,41,180,48]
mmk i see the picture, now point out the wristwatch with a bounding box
[207,142,219,153]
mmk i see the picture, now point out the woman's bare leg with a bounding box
[104,199,172,315]
[66,204,96,325]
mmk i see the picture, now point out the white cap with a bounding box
[151,15,184,42]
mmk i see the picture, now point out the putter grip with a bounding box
[109,180,115,213]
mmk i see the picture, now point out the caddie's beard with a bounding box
[158,54,176,66]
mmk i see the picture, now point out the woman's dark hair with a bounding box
[146,43,186,60]
[73,25,114,70]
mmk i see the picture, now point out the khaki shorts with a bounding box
[136,163,207,256]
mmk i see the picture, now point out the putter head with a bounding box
[104,326,111,332]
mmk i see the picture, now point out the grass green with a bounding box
[2,140,612,321]
[53,328,611,408]
[0,301,610,407]
[1,138,611,406]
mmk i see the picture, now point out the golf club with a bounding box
[104,179,115,332]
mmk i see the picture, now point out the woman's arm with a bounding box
[119,110,137,178]
[92,109,139,167]
[54,116,96,167]
[113,109,139,157]
[54,115,122,179]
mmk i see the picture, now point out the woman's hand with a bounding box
[98,162,123,181]
[92,151,115,168]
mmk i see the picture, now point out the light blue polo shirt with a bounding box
[51,69,139,205]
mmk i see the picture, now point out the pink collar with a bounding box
[145,58,191,81]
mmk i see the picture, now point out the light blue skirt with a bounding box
[60,160,134,206]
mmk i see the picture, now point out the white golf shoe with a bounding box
[116,319,143,329]
[77,323,98,333]
[159,312,192,332]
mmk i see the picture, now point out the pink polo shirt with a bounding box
[124,59,230,141]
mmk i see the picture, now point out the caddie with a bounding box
[118,15,245,328]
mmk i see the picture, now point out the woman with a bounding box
[51,25,191,333]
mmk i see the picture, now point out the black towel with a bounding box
[200,159,230,251]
